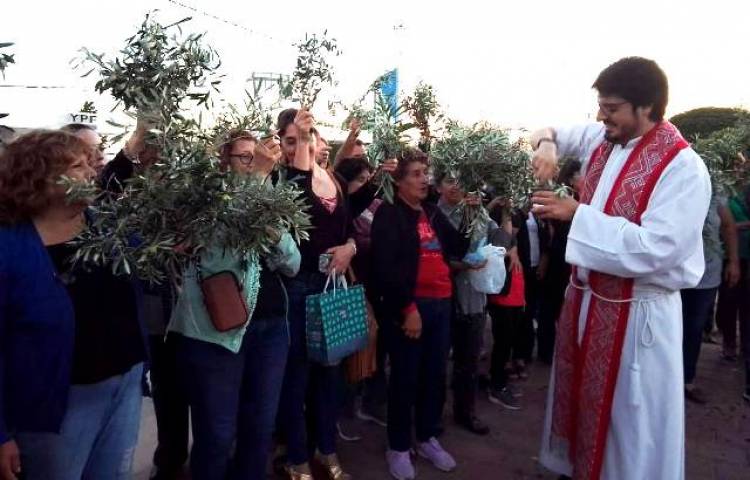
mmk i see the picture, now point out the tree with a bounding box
[692,119,750,195]
[670,107,750,142]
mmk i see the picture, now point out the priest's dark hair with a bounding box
[593,57,668,122]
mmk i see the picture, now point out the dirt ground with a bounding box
[133,341,750,480]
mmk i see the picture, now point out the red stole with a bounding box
[550,122,688,480]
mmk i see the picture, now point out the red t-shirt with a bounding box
[413,212,452,300]
[488,267,525,308]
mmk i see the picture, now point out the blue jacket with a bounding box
[0,221,146,444]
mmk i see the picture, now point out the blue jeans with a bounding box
[386,298,451,452]
[278,271,341,465]
[681,288,718,384]
[176,316,289,480]
[16,362,144,480]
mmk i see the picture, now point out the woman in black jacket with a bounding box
[370,149,468,480]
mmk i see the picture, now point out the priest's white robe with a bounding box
[539,123,712,480]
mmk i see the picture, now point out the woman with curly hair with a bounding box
[0,130,148,480]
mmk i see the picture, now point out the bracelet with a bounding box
[536,137,555,150]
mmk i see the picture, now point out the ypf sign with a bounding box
[65,112,98,126]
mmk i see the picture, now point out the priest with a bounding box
[530,57,711,480]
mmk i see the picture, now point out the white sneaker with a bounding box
[386,450,416,480]
[416,437,456,472]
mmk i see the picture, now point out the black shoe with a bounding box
[455,415,490,436]
[356,402,387,427]
[488,387,521,410]
[336,420,363,442]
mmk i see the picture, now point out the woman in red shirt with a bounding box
[371,149,468,480]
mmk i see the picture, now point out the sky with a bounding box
[2,0,749,134]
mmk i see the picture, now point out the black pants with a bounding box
[488,305,524,389]
[451,311,486,419]
[681,288,719,384]
[519,267,538,361]
[386,298,451,451]
[537,268,569,364]
[716,260,750,354]
[362,322,389,409]
[149,335,190,474]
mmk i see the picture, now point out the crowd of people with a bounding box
[0,56,748,480]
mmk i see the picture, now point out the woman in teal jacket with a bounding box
[168,131,300,480]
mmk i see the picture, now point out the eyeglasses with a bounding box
[598,101,628,116]
[229,154,254,165]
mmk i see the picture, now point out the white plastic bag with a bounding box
[468,245,507,294]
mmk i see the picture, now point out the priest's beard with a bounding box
[603,120,639,145]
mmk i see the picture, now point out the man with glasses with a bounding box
[529,57,711,480]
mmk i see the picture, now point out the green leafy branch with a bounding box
[68,14,311,283]
[73,163,311,284]
[366,86,415,203]
[80,101,97,114]
[57,176,99,206]
[285,31,340,109]
[211,76,289,150]
[402,81,443,152]
[76,12,222,145]
[431,122,533,237]
[0,42,15,79]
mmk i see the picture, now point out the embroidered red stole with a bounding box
[550,122,688,480]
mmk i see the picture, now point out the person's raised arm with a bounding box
[291,109,315,172]
[100,116,153,192]
[123,117,150,160]
[530,124,605,183]
[335,118,361,164]
[251,136,282,180]
[530,127,558,183]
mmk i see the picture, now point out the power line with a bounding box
[0,84,68,89]
[164,0,284,45]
